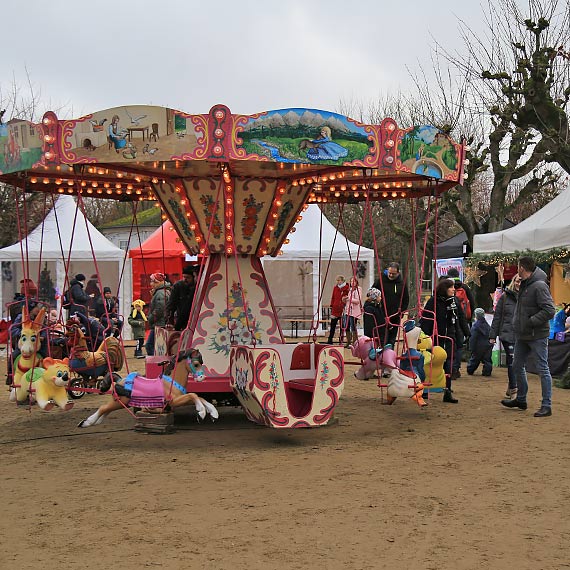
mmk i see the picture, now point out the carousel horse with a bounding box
[66,321,124,381]
[351,335,397,380]
[10,306,46,403]
[77,348,218,428]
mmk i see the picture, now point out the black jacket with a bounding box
[372,271,409,322]
[420,294,470,344]
[363,299,386,339]
[66,279,90,316]
[512,267,555,341]
[166,279,196,331]
[489,289,517,344]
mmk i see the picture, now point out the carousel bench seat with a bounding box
[287,377,316,392]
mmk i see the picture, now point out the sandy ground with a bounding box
[0,344,569,570]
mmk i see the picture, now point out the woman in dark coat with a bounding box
[419,278,470,403]
[490,275,520,399]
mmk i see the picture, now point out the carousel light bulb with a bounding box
[284,239,290,244]
[334,191,340,197]
[67,180,74,186]
[115,183,121,189]
[43,178,50,184]
[226,247,233,254]
[104,183,110,188]
[226,235,232,242]
[391,191,398,198]
[58,188,65,193]
[30,177,37,183]
[268,226,274,231]
[262,249,267,255]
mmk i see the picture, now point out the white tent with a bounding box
[473,187,570,254]
[262,205,374,331]
[0,195,132,334]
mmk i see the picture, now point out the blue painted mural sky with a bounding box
[0,0,526,121]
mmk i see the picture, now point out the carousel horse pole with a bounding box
[10,306,47,403]
[78,349,218,428]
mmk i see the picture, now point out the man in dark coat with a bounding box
[501,256,555,417]
[167,266,196,331]
[64,274,92,317]
[95,286,123,337]
[372,262,409,346]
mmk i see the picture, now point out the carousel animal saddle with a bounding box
[123,372,166,409]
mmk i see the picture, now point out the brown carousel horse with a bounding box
[77,348,218,427]
[66,320,124,381]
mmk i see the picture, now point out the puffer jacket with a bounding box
[489,288,517,344]
[148,283,171,328]
[512,267,555,340]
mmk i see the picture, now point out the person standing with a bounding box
[145,273,171,356]
[372,262,409,347]
[342,277,363,348]
[501,257,555,417]
[489,275,520,399]
[445,267,475,378]
[466,308,493,376]
[420,278,470,403]
[362,287,386,341]
[327,275,349,344]
[166,266,196,331]
[128,299,147,358]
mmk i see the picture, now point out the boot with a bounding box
[344,331,354,349]
[443,388,458,403]
[134,348,144,359]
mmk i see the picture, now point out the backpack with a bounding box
[455,286,471,320]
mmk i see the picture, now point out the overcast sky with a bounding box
[1,1,515,119]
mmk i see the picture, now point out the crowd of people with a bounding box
[325,256,563,417]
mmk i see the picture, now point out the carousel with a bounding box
[0,104,466,428]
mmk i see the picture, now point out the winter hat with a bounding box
[474,307,485,319]
[366,287,381,301]
[150,272,166,283]
[446,268,460,278]
[403,319,416,333]
[103,287,112,294]
[20,278,38,296]
[182,266,194,276]
[131,299,147,320]
[75,273,86,282]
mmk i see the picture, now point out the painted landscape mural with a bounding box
[238,108,373,165]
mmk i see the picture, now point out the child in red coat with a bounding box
[327,275,349,344]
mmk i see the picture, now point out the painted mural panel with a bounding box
[62,105,205,163]
[237,108,373,165]
[398,125,459,180]
[0,120,43,174]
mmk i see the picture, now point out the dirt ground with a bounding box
[0,344,569,570]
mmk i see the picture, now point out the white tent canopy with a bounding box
[473,187,570,254]
[263,205,374,330]
[0,195,132,334]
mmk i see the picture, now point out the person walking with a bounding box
[342,277,363,348]
[167,266,196,331]
[372,262,409,347]
[420,278,470,403]
[489,275,520,399]
[327,275,349,344]
[145,273,171,356]
[466,308,492,376]
[501,257,555,417]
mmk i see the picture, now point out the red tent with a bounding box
[129,221,189,303]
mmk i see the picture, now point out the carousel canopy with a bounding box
[0,105,466,258]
